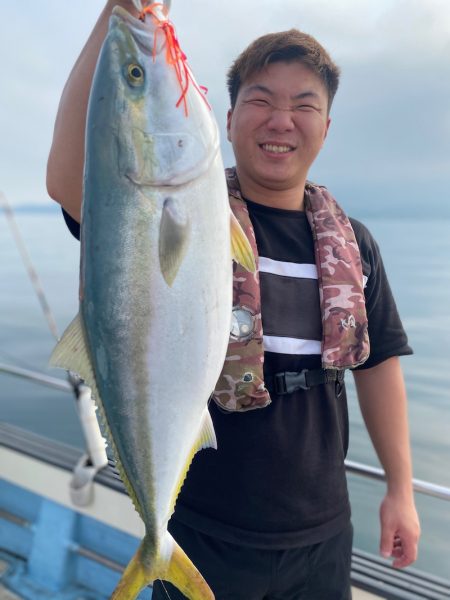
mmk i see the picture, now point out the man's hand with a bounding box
[379,491,420,568]
[353,357,421,569]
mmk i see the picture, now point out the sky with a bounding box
[1,0,449,218]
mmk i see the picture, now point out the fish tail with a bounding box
[110,532,214,600]
[110,536,150,600]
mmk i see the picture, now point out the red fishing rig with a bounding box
[139,3,210,116]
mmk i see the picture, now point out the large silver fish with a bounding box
[51,4,254,599]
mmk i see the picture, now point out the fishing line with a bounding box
[160,579,173,600]
[0,192,60,342]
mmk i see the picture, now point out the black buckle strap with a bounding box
[274,371,309,394]
[268,369,345,395]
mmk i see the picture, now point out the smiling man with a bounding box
[47,4,420,598]
[227,61,330,210]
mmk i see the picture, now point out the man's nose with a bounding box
[266,107,296,130]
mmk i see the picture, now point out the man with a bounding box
[47,1,420,598]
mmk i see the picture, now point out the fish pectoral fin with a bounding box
[230,210,256,272]
[111,532,214,600]
[159,197,191,286]
[49,313,97,393]
[159,532,215,600]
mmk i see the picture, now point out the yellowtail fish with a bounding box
[51,4,254,599]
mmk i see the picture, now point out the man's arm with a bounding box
[46,0,140,223]
[353,356,420,568]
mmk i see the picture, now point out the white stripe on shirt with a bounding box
[260,257,369,288]
[263,335,322,355]
[259,257,318,279]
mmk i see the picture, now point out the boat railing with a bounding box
[345,460,450,502]
[0,361,73,392]
[2,360,450,504]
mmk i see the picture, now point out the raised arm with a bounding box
[46,0,140,223]
[353,356,420,568]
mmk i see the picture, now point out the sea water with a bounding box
[1,209,449,579]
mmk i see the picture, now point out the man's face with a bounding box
[227,61,330,197]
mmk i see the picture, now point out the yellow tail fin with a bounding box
[110,532,214,600]
[110,539,149,599]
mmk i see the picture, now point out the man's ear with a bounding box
[322,116,331,144]
[226,109,233,142]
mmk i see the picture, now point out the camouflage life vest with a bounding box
[212,167,370,412]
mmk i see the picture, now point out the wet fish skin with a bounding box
[51,5,254,599]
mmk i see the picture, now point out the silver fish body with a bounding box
[82,5,230,530]
[51,5,252,598]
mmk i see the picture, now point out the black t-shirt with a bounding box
[62,201,412,549]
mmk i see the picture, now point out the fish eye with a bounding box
[127,64,145,86]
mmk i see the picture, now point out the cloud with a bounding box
[1,1,449,214]
[171,0,450,180]
[0,2,105,206]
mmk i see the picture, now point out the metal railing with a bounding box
[2,361,450,503]
[0,362,72,392]
[345,460,450,502]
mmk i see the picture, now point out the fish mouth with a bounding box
[111,5,161,56]
[112,5,153,26]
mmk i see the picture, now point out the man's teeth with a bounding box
[261,144,292,153]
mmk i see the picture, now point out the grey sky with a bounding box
[1,1,449,217]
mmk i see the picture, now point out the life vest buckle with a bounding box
[270,369,346,396]
[274,370,310,394]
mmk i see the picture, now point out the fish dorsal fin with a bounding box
[49,313,97,395]
[230,210,256,272]
[50,313,146,521]
[159,197,191,286]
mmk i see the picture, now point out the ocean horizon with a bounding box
[6,194,450,221]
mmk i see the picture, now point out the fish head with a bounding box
[89,5,219,188]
